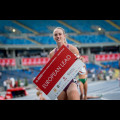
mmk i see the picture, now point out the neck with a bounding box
[57,43,67,49]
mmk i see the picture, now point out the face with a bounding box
[53,28,66,43]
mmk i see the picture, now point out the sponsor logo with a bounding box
[57,85,60,88]
[63,77,67,81]
[53,88,57,92]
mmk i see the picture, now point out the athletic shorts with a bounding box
[78,78,87,84]
[63,79,77,92]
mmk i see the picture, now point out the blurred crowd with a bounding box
[88,67,116,81]
[2,77,28,91]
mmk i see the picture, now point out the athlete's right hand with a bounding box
[74,54,85,63]
[79,56,85,63]
[36,87,40,90]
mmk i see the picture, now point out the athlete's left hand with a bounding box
[75,55,85,63]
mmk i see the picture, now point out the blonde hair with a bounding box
[53,27,67,44]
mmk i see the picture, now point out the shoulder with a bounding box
[68,44,79,55]
[69,44,78,50]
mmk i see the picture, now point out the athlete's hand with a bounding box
[74,54,80,59]
[80,56,85,63]
[36,87,42,96]
[36,87,41,90]
[75,54,85,63]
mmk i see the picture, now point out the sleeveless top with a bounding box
[54,44,69,54]
[78,66,86,75]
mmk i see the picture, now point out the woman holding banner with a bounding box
[48,27,85,100]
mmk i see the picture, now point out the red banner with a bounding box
[21,57,50,66]
[95,53,120,61]
[33,45,76,95]
[0,58,16,66]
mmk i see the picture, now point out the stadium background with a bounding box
[0,20,120,100]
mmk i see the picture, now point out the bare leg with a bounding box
[84,80,88,100]
[57,91,67,100]
[79,82,84,100]
[87,95,102,99]
[67,83,80,100]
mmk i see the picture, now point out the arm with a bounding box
[85,65,88,78]
[69,45,85,63]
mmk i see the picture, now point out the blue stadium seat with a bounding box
[16,20,75,33]
[111,20,120,26]
[69,34,115,43]
[110,33,120,41]
[63,20,119,32]
[0,20,32,33]
[101,61,119,69]
[0,35,36,45]
[29,35,75,45]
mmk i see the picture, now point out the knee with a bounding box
[67,83,78,94]
[66,83,80,100]
[67,84,79,97]
[67,89,80,100]
[67,89,78,95]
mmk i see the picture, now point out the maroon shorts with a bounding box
[63,79,74,92]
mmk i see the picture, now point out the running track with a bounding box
[3,79,120,100]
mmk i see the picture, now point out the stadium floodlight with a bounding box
[98,27,102,31]
[12,29,16,32]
